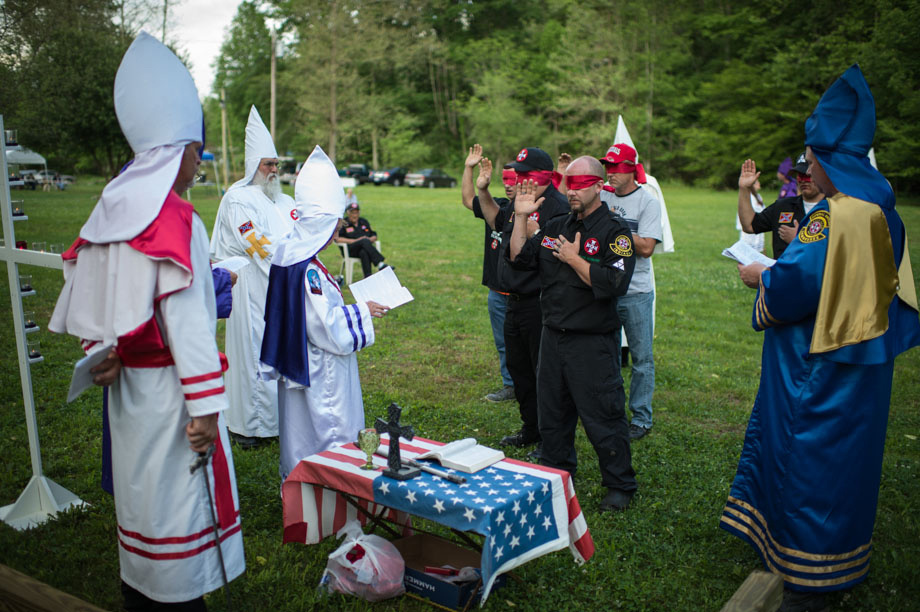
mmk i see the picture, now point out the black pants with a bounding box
[122,582,207,612]
[347,239,384,278]
[537,327,636,492]
[503,296,543,438]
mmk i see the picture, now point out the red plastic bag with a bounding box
[320,520,405,602]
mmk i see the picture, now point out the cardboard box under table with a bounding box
[394,533,507,611]
[282,435,595,605]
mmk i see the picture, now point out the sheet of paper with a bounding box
[212,256,250,273]
[722,240,776,267]
[67,344,115,403]
[348,266,414,309]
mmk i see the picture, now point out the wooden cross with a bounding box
[245,233,271,259]
[374,403,420,480]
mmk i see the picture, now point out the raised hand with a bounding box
[738,159,760,190]
[514,179,544,216]
[465,144,483,168]
[477,157,493,190]
[557,152,572,174]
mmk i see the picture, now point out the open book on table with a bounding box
[415,438,504,473]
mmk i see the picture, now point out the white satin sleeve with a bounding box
[303,265,375,356]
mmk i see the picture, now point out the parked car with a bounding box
[278,157,299,184]
[34,170,74,185]
[342,163,371,184]
[17,169,38,190]
[371,167,408,186]
[405,168,457,188]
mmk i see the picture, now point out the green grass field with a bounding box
[1,179,918,611]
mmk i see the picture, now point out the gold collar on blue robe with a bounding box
[811,193,918,354]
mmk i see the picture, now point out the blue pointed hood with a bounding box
[805,64,894,209]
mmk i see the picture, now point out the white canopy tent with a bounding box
[5,146,47,170]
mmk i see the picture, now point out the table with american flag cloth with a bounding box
[282,434,595,604]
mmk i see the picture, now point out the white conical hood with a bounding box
[273,145,346,267]
[614,115,637,158]
[80,31,203,243]
[228,105,279,191]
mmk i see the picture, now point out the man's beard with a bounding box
[253,172,282,202]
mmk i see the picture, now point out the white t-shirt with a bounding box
[601,185,662,294]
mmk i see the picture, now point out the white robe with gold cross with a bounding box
[210,185,295,437]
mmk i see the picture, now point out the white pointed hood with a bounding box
[611,115,674,254]
[80,31,202,243]
[228,105,278,192]
[614,115,637,154]
[272,145,346,267]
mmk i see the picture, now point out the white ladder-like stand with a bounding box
[0,115,85,530]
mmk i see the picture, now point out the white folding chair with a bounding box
[337,240,383,285]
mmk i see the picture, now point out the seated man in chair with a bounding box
[336,201,390,278]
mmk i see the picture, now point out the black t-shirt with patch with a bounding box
[750,196,806,258]
[512,204,636,333]
[473,195,510,291]
[338,217,376,240]
[494,184,570,296]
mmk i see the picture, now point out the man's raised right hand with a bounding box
[738,159,761,190]
[466,144,483,168]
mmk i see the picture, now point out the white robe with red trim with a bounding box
[262,259,374,481]
[51,194,245,603]
[210,185,295,438]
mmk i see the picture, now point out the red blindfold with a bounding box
[565,174,603,190]
[515,170,562,188]
[602,161,647,184]
[502,169,517,186]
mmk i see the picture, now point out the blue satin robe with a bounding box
[721,201,920,592]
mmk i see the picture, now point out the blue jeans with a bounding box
[488,290,513,387]
[614,291,655,428]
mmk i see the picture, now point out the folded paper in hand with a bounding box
[67,344,115,402]
[348,266,413,309]
[212,256,250,273]
[722,240,776,267]
[416,438,504,473]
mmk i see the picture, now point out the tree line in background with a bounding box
[3,0,919,193]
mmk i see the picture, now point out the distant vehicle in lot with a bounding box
[34,170,74,186]
[405,168,457,188]
[17,169,38,189]
[371,167,408,186]
[278,157,299,184]
[342,163,371,183]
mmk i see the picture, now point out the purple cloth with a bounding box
[779,179,798,199]
[212,268,233,319]
[777,157,794,178]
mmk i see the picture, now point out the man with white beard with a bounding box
[211,106,296,448]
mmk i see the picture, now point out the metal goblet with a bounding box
[356,428,380,470]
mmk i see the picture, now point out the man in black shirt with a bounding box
[336,202,388,278]
[737,153,825,258]
[509,156,638,511]
[461,144,517,402]
[479,146,571,451]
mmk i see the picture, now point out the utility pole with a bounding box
[162,0,168,41]
[270,29,277,141]
[220,88,230,193]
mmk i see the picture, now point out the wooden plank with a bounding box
[720,569,783,612]
[0,564,108,612]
